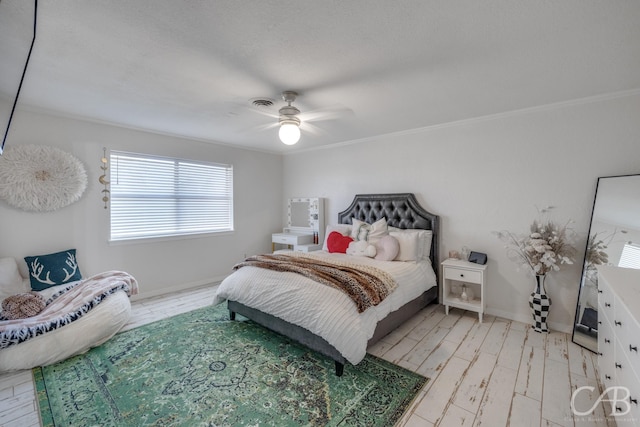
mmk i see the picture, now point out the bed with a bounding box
[213,193,439,376]
[0,270,138,372]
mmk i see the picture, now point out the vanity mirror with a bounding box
[289,199,314,228]
[572,174,640,352]
[287,197,324,235]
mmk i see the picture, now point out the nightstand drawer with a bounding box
[443,267,483,284]
[293,244,322,253]
[272,233,313,245]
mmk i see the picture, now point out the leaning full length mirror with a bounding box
[572,174,640,352]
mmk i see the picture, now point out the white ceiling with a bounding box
[1,0,639,153]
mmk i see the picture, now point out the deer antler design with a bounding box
[62,252,79,282]
[29,258,56,285]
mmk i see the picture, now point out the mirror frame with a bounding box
[571,173,640,352]
[287,198,313,230]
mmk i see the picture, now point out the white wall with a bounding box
[2,93,639,331]
[0,109,283,299]
[282,92,640,332]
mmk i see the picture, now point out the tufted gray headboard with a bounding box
[337,193,439,277]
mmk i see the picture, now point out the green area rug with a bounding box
[34,303,427,426]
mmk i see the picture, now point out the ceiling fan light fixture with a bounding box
[279,118,300,145]
[275,91,302,145]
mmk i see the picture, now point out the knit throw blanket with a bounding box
[233,254,397,313]
[2,292,46,320]
[0,270,138,350]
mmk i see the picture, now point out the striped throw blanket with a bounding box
[0,270,138,350]
[233,254,397,313]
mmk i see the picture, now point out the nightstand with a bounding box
[441,258,487,322]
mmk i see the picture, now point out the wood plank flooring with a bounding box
[0,285,617,426]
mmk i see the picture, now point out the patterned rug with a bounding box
[34,303,427,426]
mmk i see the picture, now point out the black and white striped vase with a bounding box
[529,274,551,333]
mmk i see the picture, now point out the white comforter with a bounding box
[213,251,437,365]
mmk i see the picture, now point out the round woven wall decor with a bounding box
[0,145,88,212]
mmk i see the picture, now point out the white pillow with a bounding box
[351,217,388,243]
[346,240,377,258]
[421,230,433,259]
[0,257,27,303]
[322,224,352,251]
[389,231,420,261]
[388,227,433,261]
[375,235,400,261]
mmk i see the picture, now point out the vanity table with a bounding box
[272,198,324,252]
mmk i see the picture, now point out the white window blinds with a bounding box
[110,151,233,241]
[618,242,640,269]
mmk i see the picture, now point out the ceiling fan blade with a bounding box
[242,105,280,120]
[299,121,327,136]
[242,122,279,133]
[299,104,354,123]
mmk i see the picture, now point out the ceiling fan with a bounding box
[247,90,352,146]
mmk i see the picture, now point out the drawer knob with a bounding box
[615,363,622,369]
[630,345,638,353]
[605,374,611,380]
[605,302,611,307]
[459,274,464,278]
[598,289,603,294]
[631,397,638,405]
[598,352,603,356]
[615,320,622,327]
[605,338,610,344]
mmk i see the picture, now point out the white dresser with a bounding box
[598,266,640,423]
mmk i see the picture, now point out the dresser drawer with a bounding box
[615,301,640,374]
[443,267,483,284]
[599,290,615,323]
[599,315,616,388]
[614,372,640,423]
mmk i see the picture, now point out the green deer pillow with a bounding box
[24,249,83,291]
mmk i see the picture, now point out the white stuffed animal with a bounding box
[346,240,377,257]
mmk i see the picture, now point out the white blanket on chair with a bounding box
[0,270,138,350]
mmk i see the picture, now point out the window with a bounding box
[110,151,233,241]
[618,242,640,269]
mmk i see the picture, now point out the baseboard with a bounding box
[130,275,226,302]
[485,307,573,334]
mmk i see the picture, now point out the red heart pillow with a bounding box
[327,231,353,253]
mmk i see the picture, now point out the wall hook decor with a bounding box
[99,147,110,209]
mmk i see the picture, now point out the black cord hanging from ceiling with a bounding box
[1,0,38,155]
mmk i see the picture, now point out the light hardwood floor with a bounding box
[0,285,616,427]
